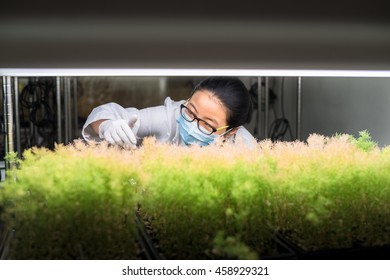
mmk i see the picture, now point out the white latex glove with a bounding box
[98,115,138,149]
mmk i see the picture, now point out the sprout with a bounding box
[1,131,389,259]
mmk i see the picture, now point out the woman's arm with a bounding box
[90,119,108,135]
[82,102,138,142]
[82,97,182,145]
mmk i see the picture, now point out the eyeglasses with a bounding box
[180,104,229,135]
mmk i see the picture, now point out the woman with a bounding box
[82,77,257,148]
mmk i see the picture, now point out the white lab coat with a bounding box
[82,97,257,147]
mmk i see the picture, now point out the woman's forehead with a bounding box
[190,90,228,124]
[191,90,225,110]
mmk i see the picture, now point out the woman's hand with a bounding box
[98,115,138,149]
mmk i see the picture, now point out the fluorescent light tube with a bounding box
[1,68,390,77]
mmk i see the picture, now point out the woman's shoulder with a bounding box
[236,126,258,147]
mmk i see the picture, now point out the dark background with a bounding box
[1,0,390,70]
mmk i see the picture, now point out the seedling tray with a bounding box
[135,211,164,260]
[275,232,390,260]
[0,221,14,260]
[259,233,298,260]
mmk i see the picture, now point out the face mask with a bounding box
[176,115,217,147]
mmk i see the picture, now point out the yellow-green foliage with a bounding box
[1,131,390,260]
[138,133,390,258]
[261,133,390,251]
[1,141,141,259]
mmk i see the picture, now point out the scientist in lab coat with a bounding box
[82,77,257,149]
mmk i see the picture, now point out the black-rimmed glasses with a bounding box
[180,104,229,135]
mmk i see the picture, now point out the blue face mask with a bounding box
[176,115,217,147]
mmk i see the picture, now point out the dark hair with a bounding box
[192,77,252,128]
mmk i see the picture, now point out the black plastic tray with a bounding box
[275,232,390,260]
[0,221,14,260]
[135,211,164,260]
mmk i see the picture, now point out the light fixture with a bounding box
[1,68,390,77]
